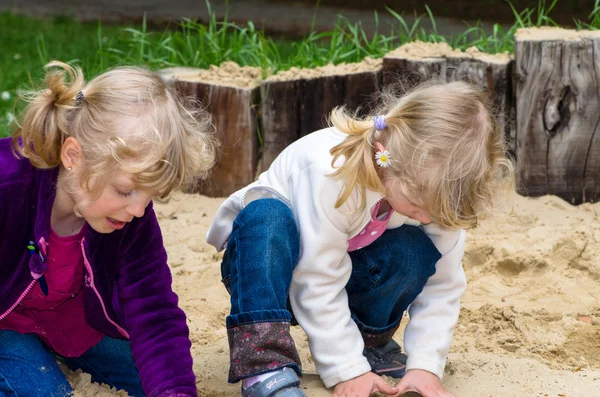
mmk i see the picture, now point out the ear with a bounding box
[60,137,82,170]
[374,141,386,154]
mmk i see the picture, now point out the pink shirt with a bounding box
[347,201,394,252]
[0,226,104,357]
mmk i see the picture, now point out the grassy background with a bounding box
[2,0,599,136]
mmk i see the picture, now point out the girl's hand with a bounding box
[394,369,456,397]
[333,372,399,397]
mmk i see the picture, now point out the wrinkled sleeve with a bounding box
[117,203,197,397]
[288,167,371,388]
[404,224,467,379]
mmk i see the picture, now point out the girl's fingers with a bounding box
[374,378,399,395]
[394,378,411,394]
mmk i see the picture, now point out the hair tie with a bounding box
[373,115,386,131]
[75,91,84,105]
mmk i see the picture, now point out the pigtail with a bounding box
[329,106,386,210]
[12,61,86,168]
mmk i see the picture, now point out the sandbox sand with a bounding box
[69,191,600,397]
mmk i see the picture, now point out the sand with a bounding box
[267,57,383,82]
[160,62,263,89]
[385,41,512,64]
[68,191,600,397]
[515,27,600,41]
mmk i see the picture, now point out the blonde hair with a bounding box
[329,80,514,229]
[11,61,216,200]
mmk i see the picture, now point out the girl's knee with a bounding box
[0,330,45,354]
[392,226,441,261]
[0,332,72,397]
[240,199,295,225]
[235,199,299,245]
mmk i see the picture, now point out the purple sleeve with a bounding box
[117,202,197,397]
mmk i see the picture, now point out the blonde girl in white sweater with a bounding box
[207,81,513,397]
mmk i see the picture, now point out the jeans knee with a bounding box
[0,330,41,353]
[235,199,299,250]
[381,226,441,283]
[240,199,295,225]
[225,199,300,281]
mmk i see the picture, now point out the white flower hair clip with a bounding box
[375,149,391,168]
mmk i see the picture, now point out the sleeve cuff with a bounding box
[320,358,372,388]
[406,355,446,380]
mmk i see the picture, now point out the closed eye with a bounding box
[115,188,133,198]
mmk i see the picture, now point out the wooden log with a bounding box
[383,42,515,153]
[515,28,600,203]
[344,67,383,118]
[160,63,262,197]
[445,50,515,156]
[383,58,446,88]
[260,59,382,171]
[299,74,346,137]
[260,79,302,171]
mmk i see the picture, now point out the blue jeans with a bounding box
[221,198,441,383]
[0,330,144,397]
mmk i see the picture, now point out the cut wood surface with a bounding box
[515,28,600,203]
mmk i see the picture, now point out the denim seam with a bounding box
[355,249,381,291]
[231,233,241,314]
[0,372,18,397]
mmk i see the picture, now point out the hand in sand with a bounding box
[333,372,398,397]
[394,369,456,397]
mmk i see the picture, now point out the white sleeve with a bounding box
[287,168,371,388]
[404,224,467,379]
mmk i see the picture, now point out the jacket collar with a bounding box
[29,167,103,276]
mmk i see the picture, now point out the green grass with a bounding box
[2,0,600,136]
[0,13,134,136]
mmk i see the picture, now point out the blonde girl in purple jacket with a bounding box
[0,61,216,397]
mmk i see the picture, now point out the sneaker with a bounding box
[242,368,307,397]
[364,339,408,378]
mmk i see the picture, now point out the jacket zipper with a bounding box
[0,279,37,321]
[80,237,129,339]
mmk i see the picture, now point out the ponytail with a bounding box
[329,106,386,211]
[12,61,85,168]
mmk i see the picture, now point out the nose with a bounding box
[126,198,148,218]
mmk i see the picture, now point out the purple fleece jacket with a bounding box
[0,138,197,397]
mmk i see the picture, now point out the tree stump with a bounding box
[383,42,515,154]
[260,59,382,171]
[260,79,302,172]
[160,63,262,197]
[515,28,600,203]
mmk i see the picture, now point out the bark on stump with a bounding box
[260,61,382,171]
[515,28,600,203]
[383,42,515,154]
[161,66,261,197]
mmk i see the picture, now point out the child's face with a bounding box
[385,190,432,225]
[374,141,432,224]
[75,172,155,234]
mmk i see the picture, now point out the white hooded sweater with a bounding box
[207,127,467,388]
